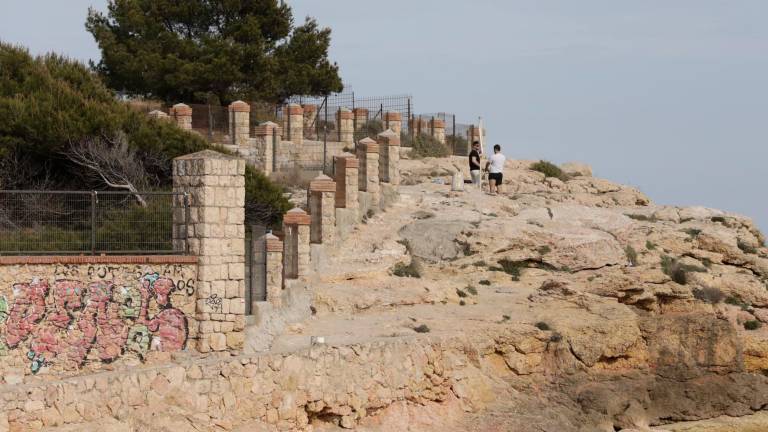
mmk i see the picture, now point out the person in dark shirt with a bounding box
[469,141,482,188]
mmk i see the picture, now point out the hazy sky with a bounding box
[1,1,766,233]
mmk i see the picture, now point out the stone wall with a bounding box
[0,256,197,381]
[0,332,493,431]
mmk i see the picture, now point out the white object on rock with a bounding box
[311,336,325,345]
[451,172,464,191]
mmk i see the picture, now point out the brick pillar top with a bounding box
[431,118,445,128]
[377,129,400,146]
[302,104,318,113]
[283,207,311,225]
[334,152,360,167]
[337,107,353,120]
[265,233,283,252]
[353,107,369,116]
[384,112,401,121]
[358,137,380,153]
[309,174,337,192]
[229,100,250,112]
[172,103,192,116]
[254,121,281,136]
[286,103,303,115]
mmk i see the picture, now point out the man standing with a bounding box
[469,141,482,188]
[486,144,506,195]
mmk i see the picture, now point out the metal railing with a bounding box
[0,190,188,255]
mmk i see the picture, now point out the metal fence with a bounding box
[288,91,413,142]
[0,191,188,255]
[413,112,472,155]
[245,224,267,315]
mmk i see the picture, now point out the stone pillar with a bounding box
[303,104,318,140]
[254,121,281,175]
[172,150,246,353]
[308,174,337,244]
[264,233,284,307]
[337,108,354,145]
[282,208,311,279]
[353,108,369,131]
[149,110,170,121]
[286,103,303,145]
[357,138,380,204]
[171,103,192,130]
[384,111,402,135]
[430,118,446,144]
[228,100,250,146]
[462,125,481,156]
[334,153,359,210]
[377,129,400,185]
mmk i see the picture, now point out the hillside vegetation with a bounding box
[0,42,289,227]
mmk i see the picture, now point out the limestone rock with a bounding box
[561,161,593,177]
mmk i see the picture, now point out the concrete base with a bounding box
[380,183,400,210]
[243,279,312,353]
[358,191,374,220]
[335,207,358,241]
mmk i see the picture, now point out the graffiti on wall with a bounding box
[0,272,190,373]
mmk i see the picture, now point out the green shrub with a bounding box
[353,119,384,143]
[693,287,725,304]
[738,240,758,255]
[744,320,761,331]
[393,260,422,278]
[406,134,451,159]
[0,43,207,188]
[244,166,292,228]
[626,214,657,222]
[445,135,467,155]
[479,280,491,286]
[625,245,638,266]
[497,259,524,281]
[646,240,657,250]
[538,245,551,255]
[0,43,292,240]
[466,285,478,295]
[725,295,751,310]
[456,288,468,298]
[530,160,569,182]
[413,324,431,333]
[660,255,707,285]
[683,228,702,239]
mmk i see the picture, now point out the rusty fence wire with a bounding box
[0,191,188,255]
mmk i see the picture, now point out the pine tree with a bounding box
[86,0,343,104]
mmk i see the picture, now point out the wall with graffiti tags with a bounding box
[0,261,196,380]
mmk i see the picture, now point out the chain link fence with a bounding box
[0,191,188,255]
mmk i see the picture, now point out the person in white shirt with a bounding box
[485,144,506,195]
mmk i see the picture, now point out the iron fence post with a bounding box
[184,192,191,255]
[323,95,328,174]
[90,191,97,255]
[272,127,277,173]
[407,97,411,138]
[452,115,456,154]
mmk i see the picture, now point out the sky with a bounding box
[1,0,766,233]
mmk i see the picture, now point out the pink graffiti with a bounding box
[139,276,187,352]
[5,280,49,347]
[48,280,85,329]
[0,273,189,372]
